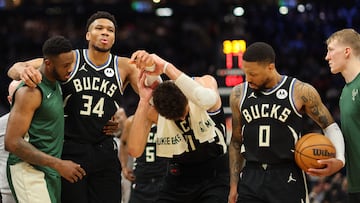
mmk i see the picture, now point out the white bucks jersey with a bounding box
[62,49,123,143]
[171,107,227,164]
[239,76,303,164]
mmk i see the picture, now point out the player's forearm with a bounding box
[119,142,129,168]
[7,62,26,80]
[229,139,243,187]
[127,100,152,157]
[6,138,61,169]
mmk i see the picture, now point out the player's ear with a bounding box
[268,63,275,70]
[86,32,91,41]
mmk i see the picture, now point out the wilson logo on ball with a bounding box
[312,149,336,157]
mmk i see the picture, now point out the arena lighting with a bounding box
[233,6,244,17]
[297,4,305,13]
[155,7,173,17]
[131,0,152,13]
[279,6,289,15]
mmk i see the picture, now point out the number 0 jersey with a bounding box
[62,49,123,144]
[239,76,303,164]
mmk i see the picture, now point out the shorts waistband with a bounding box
[134,176,164,184]
[245,161,295,170]
[167,153,229,177]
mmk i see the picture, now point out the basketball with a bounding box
[294,133,336,171]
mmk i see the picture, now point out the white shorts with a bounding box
[8,162,55,203]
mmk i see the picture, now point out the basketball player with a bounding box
[5,36,86,203]
[228,42,345,203]
[120,115,168,203]
[127,50,229,203]
[0,80,20,203]
[7,11,140,203]
[325,28,360,203]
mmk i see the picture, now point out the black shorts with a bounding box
[61,138,121,203]
[129,177,165,203]
[237,162,308,203]
[158,154,230,203]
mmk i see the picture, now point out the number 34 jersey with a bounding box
[239,76,303,164]
[62,49,123,144]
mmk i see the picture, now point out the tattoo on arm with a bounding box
[297,82,332,127]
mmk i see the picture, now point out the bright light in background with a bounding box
[131,0,152,13]
[233,6,244,17]
[297,4,305,13]
[155,7,173,17]
[153,0,161,3]
[279,6,288,15]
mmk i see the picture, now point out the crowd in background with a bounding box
[0,0,359,202]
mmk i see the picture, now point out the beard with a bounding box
[93,44,111,52]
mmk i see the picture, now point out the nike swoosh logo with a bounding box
[47,93,52,98]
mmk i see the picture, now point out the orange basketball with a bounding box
[294,133,336,171]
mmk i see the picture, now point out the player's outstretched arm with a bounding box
[127,71,155,158]
[8,58,44,87]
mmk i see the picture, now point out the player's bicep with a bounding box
[295,81,334,128]
[6,87,41,147]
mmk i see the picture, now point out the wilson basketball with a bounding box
[294,133,336,171]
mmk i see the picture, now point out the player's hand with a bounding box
[138,70,155,102]
[130,50,155,71]
[228,190,238,203]
[103,108,127,136]
[122,167,136,182]
[103,119,120,136]
[307,158,344,177]
[130,50,167,76]
[56,160,86,183]
[20,65,42,88]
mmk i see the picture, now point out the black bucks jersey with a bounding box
[133,125,168,180]
[240,76,303,164]
[62,49,123,143]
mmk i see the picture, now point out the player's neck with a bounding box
[87,49,110,66]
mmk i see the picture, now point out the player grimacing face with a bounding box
[243,61,272,91]
[86,18,116,53]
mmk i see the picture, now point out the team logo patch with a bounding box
[276,89,288,99]
[104,68,114,77]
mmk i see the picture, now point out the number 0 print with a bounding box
[259,125,270,147]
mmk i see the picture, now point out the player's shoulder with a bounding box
[116,56,135,69]
[293,79,318,95]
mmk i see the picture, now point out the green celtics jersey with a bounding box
[339,73,360,193]
[7,76,64,176]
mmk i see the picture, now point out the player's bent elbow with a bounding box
[127,146,143,158]
[4,139,17,154]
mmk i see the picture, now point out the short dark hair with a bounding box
[152,81,188,120]
[42,35,73,58]
[86,11,117,31]
[243,42,275,64]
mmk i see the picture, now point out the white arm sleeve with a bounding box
[323,123,345,165]
[174,73,217,110]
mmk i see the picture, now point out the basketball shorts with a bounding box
[61,138,121,203]
[7,162,60,203]
[158,154,230,203]
[237,162,309,203]
[129,176,164,203]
